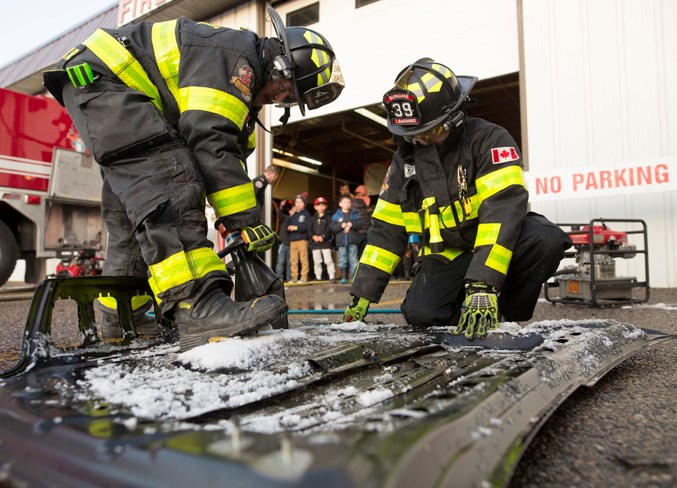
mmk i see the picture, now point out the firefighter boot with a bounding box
[174,285,288,352]
[94,296,159,343]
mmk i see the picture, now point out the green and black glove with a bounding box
[344,296,371,322]
[453,281,500,339]
[241,224,278,253]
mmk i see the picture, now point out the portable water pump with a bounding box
[545,219,650,305]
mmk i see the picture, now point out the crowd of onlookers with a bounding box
[271,182,417,284]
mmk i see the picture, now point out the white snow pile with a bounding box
[74,323,421,422]
[178,329,308,371]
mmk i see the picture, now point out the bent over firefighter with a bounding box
[43,7,344,351]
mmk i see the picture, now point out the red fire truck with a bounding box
[0,87,104,286]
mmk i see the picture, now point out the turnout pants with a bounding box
[401,213,572,327]
[61,78,230,314]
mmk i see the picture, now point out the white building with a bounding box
[1,0,675,286]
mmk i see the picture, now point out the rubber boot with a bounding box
[173,285,288,352]
[94,297,159,343]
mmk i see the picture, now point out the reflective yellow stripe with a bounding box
[476,166,527,203]
[403,211,422,233]
[475,223,501,247]
[247,130,256,150]
[83,29,163,112]
[372,199,404,227]
[148,247,226,295]
[178,86,248,129]
[359,244,401,274]
[98,294,151,311]
[303,30,330,86]
[209,182,257,218]
[421,197,435,210]
[420,246,464,262]
[486,243,512,275]
[152,20,180,101]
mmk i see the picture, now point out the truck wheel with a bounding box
[0,221,19,286]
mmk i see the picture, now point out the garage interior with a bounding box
[270,72,521,203]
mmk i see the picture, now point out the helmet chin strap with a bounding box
[253,106,291,135]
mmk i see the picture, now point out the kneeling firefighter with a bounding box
[43,7,344,350]
[344,59,571,338]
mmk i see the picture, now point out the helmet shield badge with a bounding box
[303,58,345,110]
[383,89,422,128]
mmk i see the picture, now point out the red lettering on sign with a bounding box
[585,172,598,190]
[599,170,612,188]
[573,173,584,191]
[118,0,133,24]
[637,166,652,185]
[614,168,628,187]
[118,0,168,23]
[656,164,670,183]
[535,176,561,194]
[138,0,152,15]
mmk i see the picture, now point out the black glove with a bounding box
[241,224,278,253]
[453,282,500,339]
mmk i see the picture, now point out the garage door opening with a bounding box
[270,71,521,206]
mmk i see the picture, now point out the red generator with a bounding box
[544,219,650,306]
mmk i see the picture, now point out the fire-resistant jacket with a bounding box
[44,18,263,231]
[350,117,529,303]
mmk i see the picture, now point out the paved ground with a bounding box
[0,279,675,487]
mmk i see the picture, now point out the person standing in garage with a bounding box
[287,194,312,283]
[344,58,571,338]
[42,7,344,351]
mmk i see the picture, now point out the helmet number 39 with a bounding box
[383,89,421,127]
[391,101,414,118]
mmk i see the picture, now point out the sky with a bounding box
[0,0,116,68]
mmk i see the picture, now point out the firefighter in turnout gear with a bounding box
[43,7,344,351]
[344,59,571,338]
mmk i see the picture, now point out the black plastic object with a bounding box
[218,235,288,330]
[0,275,162,378]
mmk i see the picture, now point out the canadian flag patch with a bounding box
[491,147,519,164]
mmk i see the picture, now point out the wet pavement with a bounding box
[0,279,675,487]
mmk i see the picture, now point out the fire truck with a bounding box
[0,87,104,286]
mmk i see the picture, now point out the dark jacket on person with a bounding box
[351,197,372,239]
[277,210,291,245]
[310,212,333,250]
[287,209,311,242]
[44,17,268,231]
[350,117,529,303]
[253,175,269,208]
[330,209,363,247]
